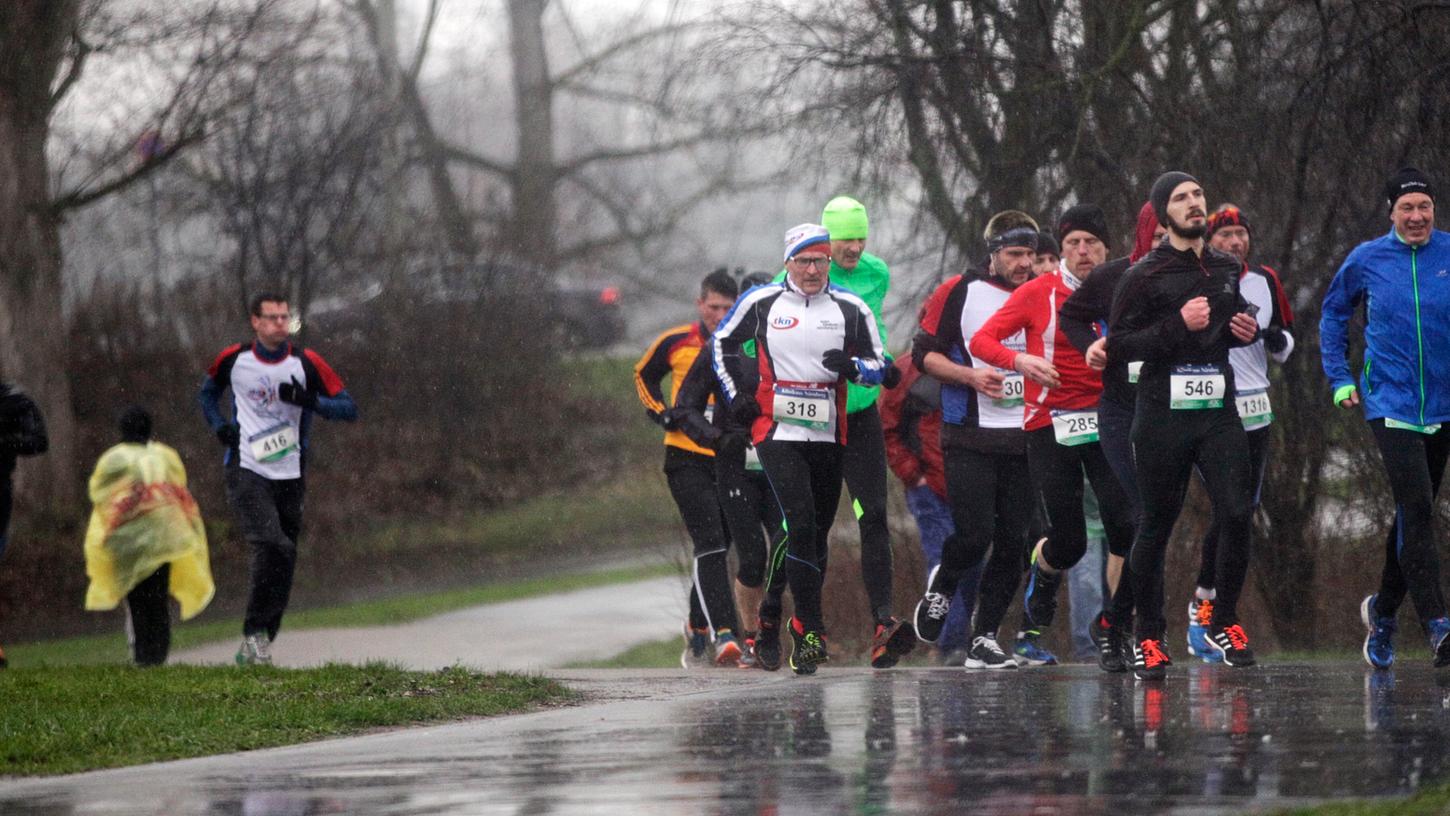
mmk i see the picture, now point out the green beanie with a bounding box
[821,196,869,240]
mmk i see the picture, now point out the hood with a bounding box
[1131,201,1160,263]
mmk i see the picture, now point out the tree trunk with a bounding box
[0,1,80,511]
[508,0,558,265]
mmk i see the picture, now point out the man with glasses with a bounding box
[198,291,358,665]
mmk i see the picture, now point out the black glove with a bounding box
[730,395,761,427]
[716,431,748,457]
[822,348,859,381]
[1262,326,1288,354]
[881,361,903,389]
[660,407,688,431]
[216,423,240,447]
[277,376,316,409]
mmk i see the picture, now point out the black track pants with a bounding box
[756,440,845,633]
[1026,426,1137,571]
[843,405,895,623]
[1129,401,1252,637]
[227,462,306,641]
[934,444,1034,638]
[665,448,740,635]
[1368,420,1450,626]
[126,563,171,667]
[715,442,778,590]
[1197,424,1271,589]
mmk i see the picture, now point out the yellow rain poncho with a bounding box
[84,442,214,620]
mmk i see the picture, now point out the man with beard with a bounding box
[911,211,1039,669]
[1184,204,1296,662]
[1106,172,1260,680]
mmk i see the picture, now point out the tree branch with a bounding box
[50,129,205,214]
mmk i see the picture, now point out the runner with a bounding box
[880,354,983,665]
[1034,231,1061,278]
[1186,204,1295,662]
[199,292,358,666]
[634,269,744,667]
[1059,200,1163,671]
[1321,167,1450,670]
[1105,172,1260,680]
[969,203,1136,663]
[672,272,781,669]
[0,381,47,669]
[771,197,916,668]
[910,210,1040,670]
[713,223,887,675]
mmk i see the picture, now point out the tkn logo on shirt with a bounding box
[771,316,799,329]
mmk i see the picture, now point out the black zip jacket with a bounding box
[1106,242,1256,406]
[1059,256,1138,409]
[674,343,753,450]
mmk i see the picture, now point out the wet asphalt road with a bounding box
[4,662,1450,815]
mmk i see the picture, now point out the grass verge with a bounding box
[10,561,679,668]
[0,663,573,776]
[1273,784,1450,815]
[566,637,683,669]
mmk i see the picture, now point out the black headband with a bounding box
[988,226,1040,253]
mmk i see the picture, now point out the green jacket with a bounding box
[773,252,890,414]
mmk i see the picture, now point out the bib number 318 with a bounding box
[772,386,833,431]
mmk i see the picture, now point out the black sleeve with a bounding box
[910,280,965,370]
[1059,269,1111,354]
[673,347,724,448]
[1105,265,1188,364]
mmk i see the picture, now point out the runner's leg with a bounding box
[1129,406,1199,640]
[666,449,740,636]
[842,405,894,623]
[126,563,171,666]
[1369,421,1450,625]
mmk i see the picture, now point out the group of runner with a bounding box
[636,166,1450,681]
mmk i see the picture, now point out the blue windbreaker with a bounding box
[1320,227,1450,426]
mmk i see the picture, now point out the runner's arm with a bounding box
[1059,271,1108,354]
[301,350,358,422]
[968,285,1032,371]
[633,328,683,423]
[1261,266,1296,363]
[1319,254,1364,400]
[1105,270,1187,364]
[713,297,761,404]
[673,346,723,448]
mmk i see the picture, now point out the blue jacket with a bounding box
[1321,227,1450,426]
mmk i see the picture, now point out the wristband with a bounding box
[1333,384,1357,406]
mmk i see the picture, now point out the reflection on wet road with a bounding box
[4,664,1450,814]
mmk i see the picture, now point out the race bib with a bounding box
[1127,361,1144,384]
[772,385,833,431]
[1170,365,1225,409]
[994,369,1025,408]
[1051,410,1099,446]
[744,444,763,471]
[249,422,298,463]
[1385,417,1443,435]
[1235,389,1274,430]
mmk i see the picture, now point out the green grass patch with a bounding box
[566,636,683,669]
[10,562,680,668]
[1272,783,1450,815]
[0,663,573,776]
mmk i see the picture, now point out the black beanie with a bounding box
[1035,231,1060,258]
[1384,167,1434,211]
[1150,171,1199,224]
[1056,203,1111,248]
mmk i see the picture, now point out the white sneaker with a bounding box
[235,633,272,666]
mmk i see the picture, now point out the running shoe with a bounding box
[235,633,272,666]
[1132,637,1172,681]
[1429,616,1450,669]
[1207,623,1256,667]
[714,631,743,668]
[1090,614,1127,673]
[1024,552,1062,629]
[1360,594,1396,670]
[1186,598,1221,663]
[963,634,1017,670]
[739,634,758,669]
[870,616,917,669]
[680,626,711,669]
[1012,630,1059,667]
[755,620,782,672]
[788,617,828,675]
[914,592,951,644]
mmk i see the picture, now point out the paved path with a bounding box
[5,664,1450,814]
[172,574,692,671]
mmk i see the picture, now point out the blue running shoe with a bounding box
[680,626,711,669]
[1429,615,1450,669]
[1024,549,1062,629]
[1187,599,1222,663]
[1013,630,1058,667]
[1360,594,1395,670]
